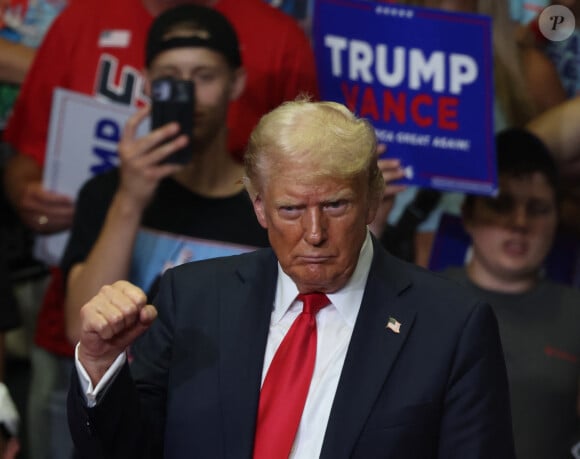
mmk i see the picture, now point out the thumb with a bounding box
[139,304,158,326]
[123,305,158,344]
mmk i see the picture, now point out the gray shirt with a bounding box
[445,268,580,459]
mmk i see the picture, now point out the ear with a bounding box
[229,67,247,101]
[251,191,268,229]
[365,187,381,225]
[365,199,379,226]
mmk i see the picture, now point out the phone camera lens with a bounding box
[153,80,171,101]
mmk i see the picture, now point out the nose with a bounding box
[508,205,528,230]
[303,207,327,246]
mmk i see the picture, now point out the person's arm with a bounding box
[0,38,35,84]
[3,152,74,234]
[67,280,159,459]
[522,46,567,114]
[368,157,406,238]
[527,96,580,178]
[438,302,516,458]
[65,191,147,344]
[64,107,185,344]
[2,6,82,233]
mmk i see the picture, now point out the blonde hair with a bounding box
[397,0,537,126]
[243,98,384,201]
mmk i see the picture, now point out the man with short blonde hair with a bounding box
[69,100,515,459]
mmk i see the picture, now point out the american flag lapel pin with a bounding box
[386,316,401,334]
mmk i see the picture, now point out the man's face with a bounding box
[252,164,378,293]
[464,172,558,288]
[147,47,242,147]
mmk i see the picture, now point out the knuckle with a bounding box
[93,320,108,336]
[109,312,125,327]
[113,280,126,288]
[118,301,136,316]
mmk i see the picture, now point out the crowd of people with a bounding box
[0,0,579,458]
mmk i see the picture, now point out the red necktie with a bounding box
[253,293,331,459]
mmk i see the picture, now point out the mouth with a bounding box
[298,256,331,264]
[503,239,528,256]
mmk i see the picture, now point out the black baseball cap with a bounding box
[145,4,242,68]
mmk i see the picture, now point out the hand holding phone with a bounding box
[151,77,195,164]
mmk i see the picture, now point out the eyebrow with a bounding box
[273,190,355,207]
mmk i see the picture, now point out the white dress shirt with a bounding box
[76,231,374,457]
[265,231,373,458]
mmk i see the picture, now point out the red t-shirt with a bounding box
[4,0,318,356]
[4,0,319,165]
[4,0,152,165]
[214,0,319,159]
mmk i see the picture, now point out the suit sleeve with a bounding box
[438,301,516,459]
[67,269,177,459]
[67,362,149,459]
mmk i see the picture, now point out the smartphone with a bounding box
[151,77,194,165]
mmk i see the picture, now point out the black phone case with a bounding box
[151,77,194,165]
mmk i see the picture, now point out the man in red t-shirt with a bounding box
[1,1,317,457]
[4,0,318,235]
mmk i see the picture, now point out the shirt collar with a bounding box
[272,230,374,327]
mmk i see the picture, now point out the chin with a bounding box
[500,265,538,280]
[292,272,331,291]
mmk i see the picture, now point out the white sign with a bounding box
[37,88,148,265]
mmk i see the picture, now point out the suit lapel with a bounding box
[321,244,417,459]
[218,250,278,458]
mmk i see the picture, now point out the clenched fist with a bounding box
[77,280,157,385]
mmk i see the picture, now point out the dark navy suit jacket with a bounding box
[68,239,516,458]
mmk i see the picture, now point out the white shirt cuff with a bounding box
[74,343,127,408]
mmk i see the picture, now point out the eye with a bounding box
[278,206,302,219]
[152,70,180,80]
[526,201,555,217]
[323,200,348,215]
[483,195,513,214]
[195,71,217,84]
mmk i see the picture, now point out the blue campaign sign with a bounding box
[312,0,497,195]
